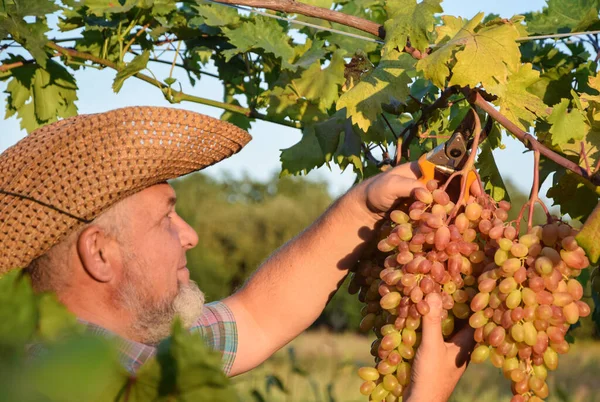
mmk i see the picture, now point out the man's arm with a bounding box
[223,162,424,375]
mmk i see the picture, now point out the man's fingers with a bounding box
[421,292,444,346]
[387,161,422,181]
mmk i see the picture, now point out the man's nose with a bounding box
[178,218,199,250]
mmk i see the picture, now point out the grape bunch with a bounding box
[349,180,592,402]
[349,180,506,401]
[469,221,591,402]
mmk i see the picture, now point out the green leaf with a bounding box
[222,16,294,69]
[113,50,150,93]
[383,0,443,54]
[337,51,414,132]
[36,293,80,343]
[78,0,138,16]
[476,138,510,202]
[292,39,328,71]
[547,98,587,146]
[4,60,78,133]
[0,271,36,349]
[291,50,345,110]
[491,63,549,131]
[0,2,57,68]
[547,171,599,221]
[576,202,600,263]
[526,0,600,34]
[280,126,327,176]
[31,336,126,402]
[193,3,240,27]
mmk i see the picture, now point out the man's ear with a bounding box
[77,226,118,283]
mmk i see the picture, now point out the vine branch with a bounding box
[466,89,600,186]
[211,0,384,37]
[45,41,301,129]
[210,0,426,59]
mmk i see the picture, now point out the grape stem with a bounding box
[516,150,552,231]
[581,141,592,176]
[442,107,484,221]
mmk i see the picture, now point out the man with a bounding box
[0,106,473,401]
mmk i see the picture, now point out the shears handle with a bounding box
[417,154,477,203]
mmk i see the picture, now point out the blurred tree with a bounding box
[171,172,333,301]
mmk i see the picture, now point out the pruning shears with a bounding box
[417,109,479,201]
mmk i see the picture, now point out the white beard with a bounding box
[117,271,205,345]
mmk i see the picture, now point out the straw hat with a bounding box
[0,106,252,273]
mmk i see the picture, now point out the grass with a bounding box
[231,329,600,402]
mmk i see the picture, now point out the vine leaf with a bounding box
[291,50,346,110]
[222,16,295,69]
[546,98,587,146]
[577,202,600,263]
[417,13,520,91]
[337,51,414,132]
[192,3,240,27]
[526,0,600,34]
[112,320,237,401]
[0,0,59,68]
[280,111,362,176]
[113,50,151,93]
[546,171,598,222]
[383,0,443,55]
[491,63,549,131]
[5,60,78,133]
[476,128,510,202]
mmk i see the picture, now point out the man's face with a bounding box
[112,183,203,344]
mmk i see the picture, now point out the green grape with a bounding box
[472,344,490,363]
[371,383,389,401]
[358,367,380,381]
[360,381,376,396]
[523,322,537,346]
[506,289,522,309]
[395,362,411,386]
[543,348,559,370]
[383,374,399,392]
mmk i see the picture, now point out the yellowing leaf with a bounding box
[383,0,443,54]
[434,15,466,45]
[337,51,414,132]
[448,21,521,91]
[491,63,549,131]
[416,13,483,88]
[547,98,587,146]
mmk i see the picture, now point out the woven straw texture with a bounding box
[0,106,251,272]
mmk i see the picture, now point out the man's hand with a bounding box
[404,293,476,402]
[348,161,425,222]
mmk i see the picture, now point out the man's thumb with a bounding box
[421,292,444,346]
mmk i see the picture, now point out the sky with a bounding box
[0,0,552,201]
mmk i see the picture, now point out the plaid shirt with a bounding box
[29,301,238,376]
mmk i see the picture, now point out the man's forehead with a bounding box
[128,183,176,207]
